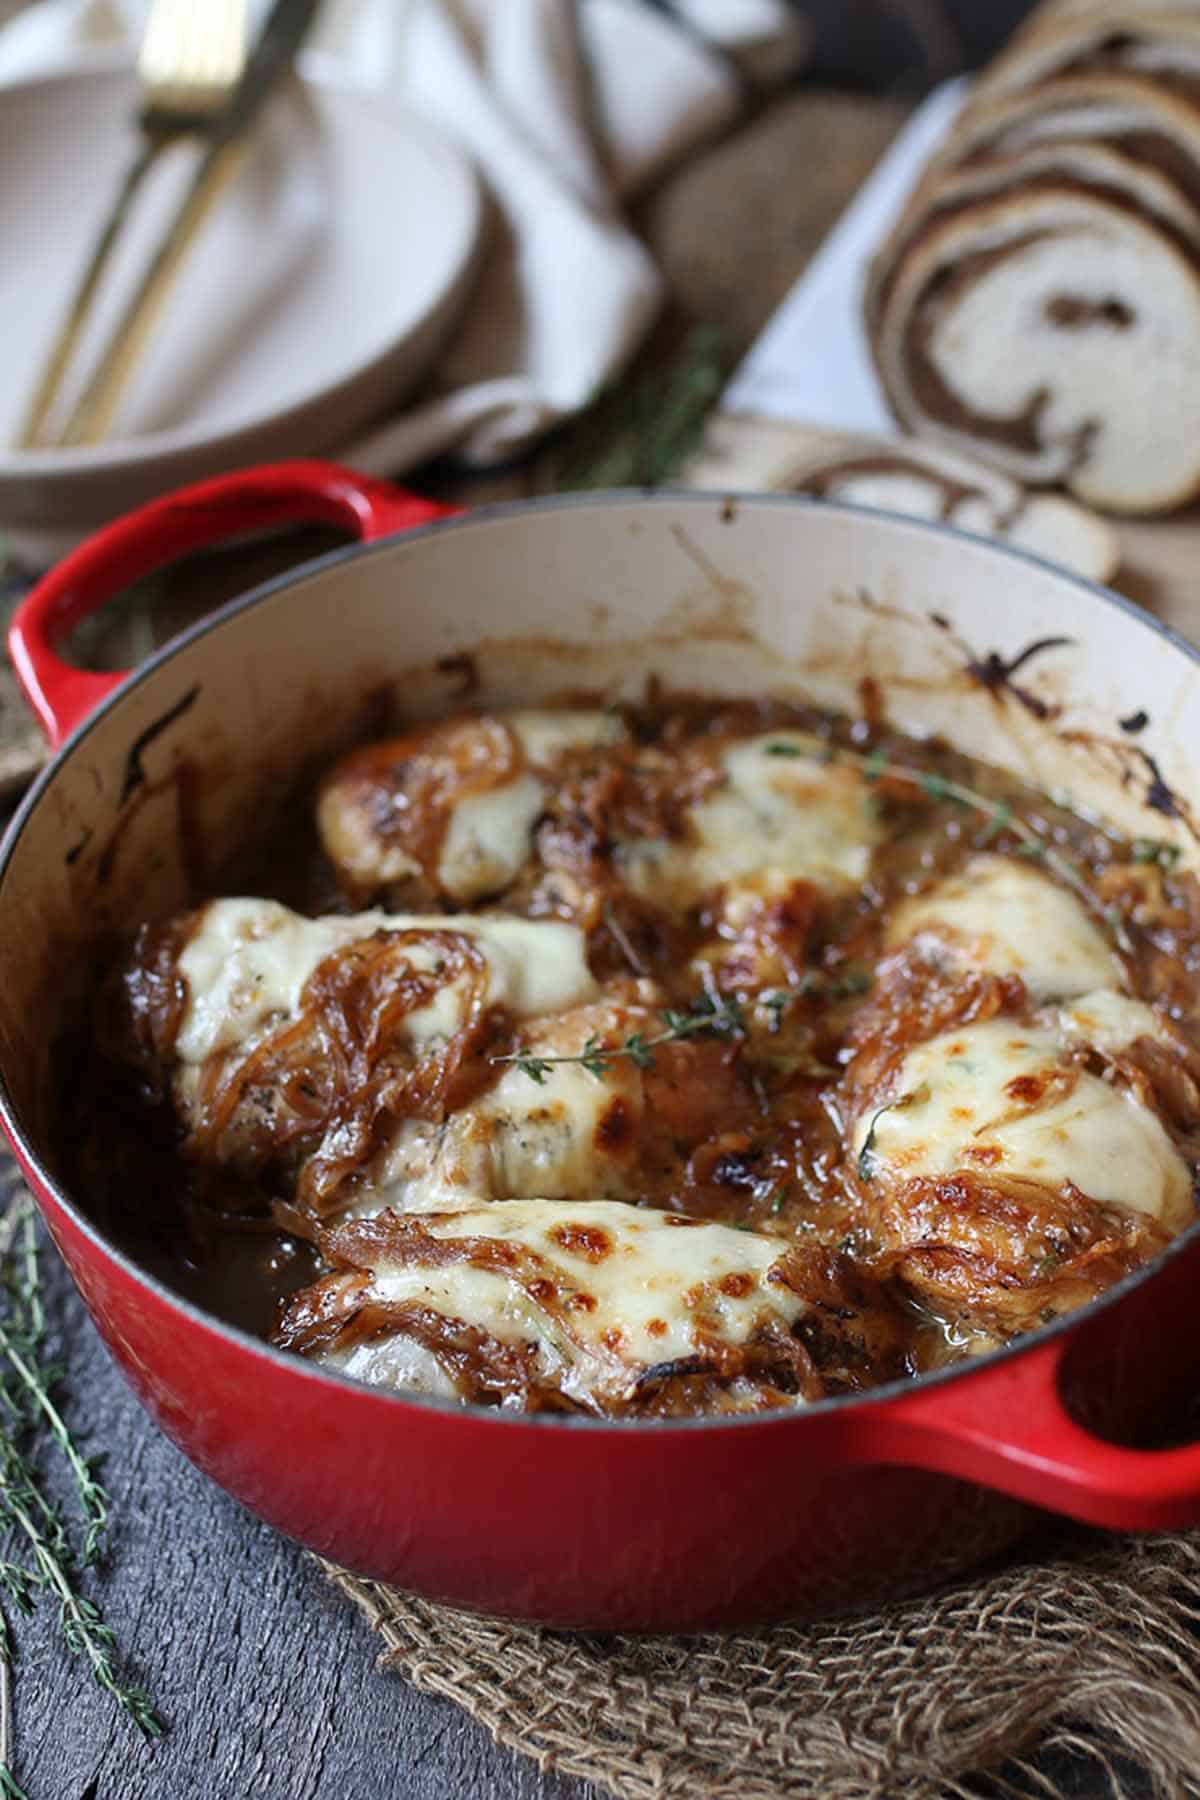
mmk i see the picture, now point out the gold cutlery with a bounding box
[18,0,322,451]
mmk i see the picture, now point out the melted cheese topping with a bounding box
[852,1018,1192,1231]
[1054,989,1178,1057]
[508,709,625,765]
[436,710,624,901]
[319,1200,808,1406]
[369,1055,645,1213]
[620,732,882,909]
[355,998,659,1214]
[175,899,597,1063]
[436,774,546,901]
[887,855,1122,999]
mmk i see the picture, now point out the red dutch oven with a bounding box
[5,461,1200,1632]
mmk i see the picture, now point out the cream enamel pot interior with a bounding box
[4,462,1200,1632]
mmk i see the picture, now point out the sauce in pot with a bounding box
[58,693,1200,1416]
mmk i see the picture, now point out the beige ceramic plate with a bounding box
[0,68,482,558]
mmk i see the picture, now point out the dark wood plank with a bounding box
[4,1194,605,1800]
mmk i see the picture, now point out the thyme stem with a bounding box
[492,993,746,1083]
[0,1323,108,1563]
[15,1214,41,1350]
[545,326,731,491]
[0,1428,69,1561]
[766,739,1137,956]
[0,1187,165,1762]
[501,735,1140,1091]
[2,1469,161,1738]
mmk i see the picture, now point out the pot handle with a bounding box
[8,460,458,748]
[874,1332,1200,1530]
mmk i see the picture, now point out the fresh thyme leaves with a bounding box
[507,1054,552,1085]
[857,1084,931,1185]
[663,993,746,1039]
[0,1191,164,1795]
[828,967,873,1000]
[0,1321,107,1564]
[975,799,1011,849]
[1132,836,1183,871]
[856,1108,890,1184]
[493,993,748,1083]
[581,1036,614,1077]
[620,1034,655,1072]
[544,326,732,492]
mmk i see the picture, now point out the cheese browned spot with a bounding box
[887,855,1121,1000]
[851,1017,1192,1233]
[619,732,882,912]
[275,1201,839,1412]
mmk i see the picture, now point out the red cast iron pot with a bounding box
[5,461,1200,1632]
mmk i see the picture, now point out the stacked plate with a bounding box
[0,68,482,562]
[864,0,1200,517]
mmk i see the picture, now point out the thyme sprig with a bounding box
[0,1320,107,1564]
[544,326,732,492]
[1133,836,1182,871]
[0,1190,164,1795]
[499,738,1141,1090]
[764,739,1136,954]
[493,991,747,1084]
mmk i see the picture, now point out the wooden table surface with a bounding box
[5,75,1200,1800]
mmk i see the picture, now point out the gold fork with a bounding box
[16,0,249,450]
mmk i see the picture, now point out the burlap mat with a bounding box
[324,1528,1200,1800]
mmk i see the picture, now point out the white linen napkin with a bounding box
[0,0,809,476]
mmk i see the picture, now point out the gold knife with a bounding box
[24,0,323,452]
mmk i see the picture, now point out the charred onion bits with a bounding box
[72,694,1200,1418]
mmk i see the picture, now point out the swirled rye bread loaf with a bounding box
[866,3,1200,515]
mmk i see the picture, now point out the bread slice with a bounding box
[1031,0,1200,24]
[932,73,1200,207]
[869,183,1200,513]
[971,7,1200,107]
[861,10,1200,514]
[865,136,1200,347]
[680,415,1119,580]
